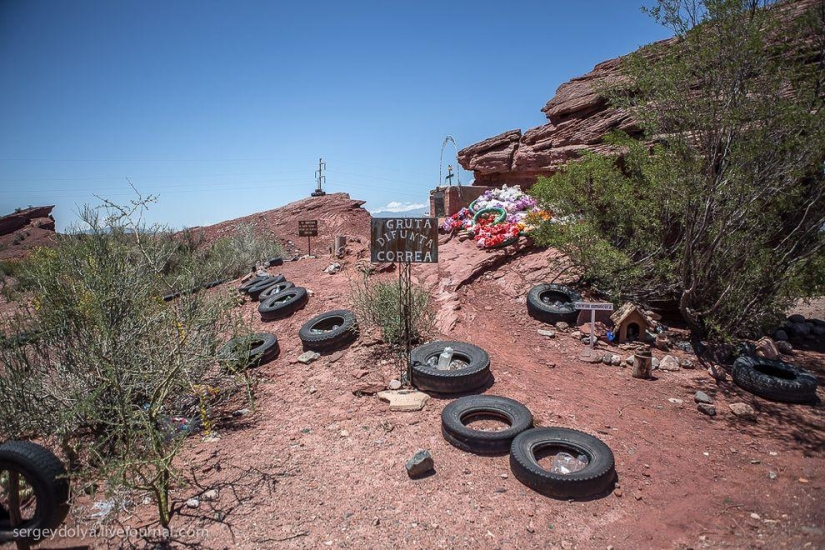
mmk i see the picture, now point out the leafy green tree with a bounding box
[531,0,825,340]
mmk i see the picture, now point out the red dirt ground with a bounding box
[10,194,825,550]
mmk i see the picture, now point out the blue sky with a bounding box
[0,1,672,231]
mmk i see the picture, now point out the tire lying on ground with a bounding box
[259,281,295,301]
[410,341,491,394]
[0,441,70,544]
[441,395,533,455]
[218,332,279,371]
[299,310,359,351]
[732,356,818,403]
[526,283,582,325]
[238,275,270,294]
[258,287,309,321]
[509,427,616,499]
[246,275,287,301]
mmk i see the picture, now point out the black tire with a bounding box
[509,427,616,499]
[410,341,491,394]
[246,275,287,301]
[299,310,359,351]
[0,441,70,543]
[258,281,295,301]
[238,275,269,294]
[732,356,818,403]
[267,256,283,267]
[441,395,533,455]
[218,332,279,371]
[202,279,226,289]
[258,287,309,321]
[162,292,181,302]
[526,283,582,325]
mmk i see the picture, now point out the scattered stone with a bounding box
[340,430,349,437]
[659,355,681,371]
[756,337,779,360]
[405,450,434,478]
[668,398,683,404]
[308,386,317,394]
[232,408,251,417]
[768,471,778,480]
[570,330,583,339]
[328,351,344,363]
[626,355,635,366]
[579,348,605,363]
[610,354,622,366]
[614,488,623,497]
[750,513,761,520]
[799,477,809,484]
[185,498,200,509]
[298,351,321,364]
[388,379,402,390]
[537,329,555,338]
[654,333,671,351]
[372,518,380,526]
[793,322,811,337]
[202,489,218,502]
[352,382,384,396]
[602,354,612,365]
[776,342,792,358]
[729,402,757,420]
[378,390,430,411]
[652,357,660,370]
[323,262,342,274]
[556,322,570,330]
[680,358,695,369]
[694,391,713,404]
[697,403,716,417]
[750,459,761,464]
[484,306,493,311]
[526,524,535,533]
[773,329,789,341]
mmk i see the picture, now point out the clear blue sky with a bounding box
[0,1,672,231]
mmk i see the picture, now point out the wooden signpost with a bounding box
[574,301,614,349]
[298,220,318,256]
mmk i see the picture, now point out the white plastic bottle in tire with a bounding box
[437,347,454,370]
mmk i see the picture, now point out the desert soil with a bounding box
[7,194,824,550]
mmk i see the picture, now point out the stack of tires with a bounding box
[237,274,308,321]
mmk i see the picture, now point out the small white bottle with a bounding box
[437,346,454,370]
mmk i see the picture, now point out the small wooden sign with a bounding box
[298,220,318,237]
[370,217,438,263]
[574,302,614,311]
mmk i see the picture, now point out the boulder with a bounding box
[405,450,434,478]
[658,355,681,372]
[776,340,793,354]
[729,402,757,420]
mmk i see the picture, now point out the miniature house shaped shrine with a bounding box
[610,303,654,343]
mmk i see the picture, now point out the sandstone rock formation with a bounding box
[0,206,57,260]
[458,0,817,189]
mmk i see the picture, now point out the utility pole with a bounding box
[312,158,326,197]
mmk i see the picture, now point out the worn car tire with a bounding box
[267,256,284,267]
[258,287,308,321]
[0,441,70,543]
[238,275,269,294]
[732,356,817,403]
[258,281,295,301]
[526,283,582,325]
[441,395,533,455]
[218,332,279,371]
[299,310,359,351]
[510,427,616,499]
[410,341,491,394]
[246,275,287,301]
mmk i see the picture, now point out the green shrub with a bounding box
[350,273,433,346]
[0,198,249,532]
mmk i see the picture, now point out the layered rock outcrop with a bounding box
[0,206,57,260]
[458,0,817,188]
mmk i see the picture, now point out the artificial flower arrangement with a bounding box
[440,185,555,249]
